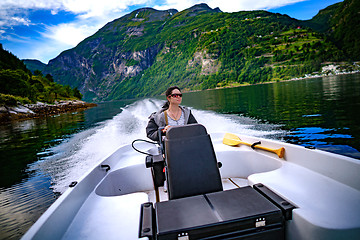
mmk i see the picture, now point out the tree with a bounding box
[45,74,54,82]
[73,87,83,99]
[0,69,31,98]
[33,70,43,76]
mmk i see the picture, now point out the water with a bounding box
[0,74,359,239]
[181,73,360,158]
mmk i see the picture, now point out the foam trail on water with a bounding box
[30,98,285,193]
[192,108,283,137]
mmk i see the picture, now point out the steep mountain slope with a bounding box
[329,0,360,59]
[0,44,82,105]
[304,0,360,59]
[1,44,31,73]
[303,2,342,33]
[44,7,179,100]
[25,3,354,101]
[22,59,46,74]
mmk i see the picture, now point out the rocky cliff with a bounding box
[45,7,179,100]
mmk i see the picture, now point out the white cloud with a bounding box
[0,0,63,28]
[25,43,69,63]
[1,0,308,62]
[0,0,145,62]
[34,18,108,63]
[0,0,148,20]
[0,0,307,18]
[43,23,96,46]
[211,0,307,12]
[154,0,199,11]
[0,9,26,28]
[0,0,63,10]
[154,0,306,12]
[62,0,148,18]
[0,0,308,30]
[11,17,31,26]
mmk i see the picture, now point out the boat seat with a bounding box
[164,124,223,200]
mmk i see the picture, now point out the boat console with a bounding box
[141,124,294,240]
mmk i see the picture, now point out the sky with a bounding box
[0,0,343,64]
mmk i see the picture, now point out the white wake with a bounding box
[29,98,286,193]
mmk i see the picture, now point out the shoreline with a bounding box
[204,69,360,92]
[2,69,358,122]
[0,100,97,124]
[156,70,360,96]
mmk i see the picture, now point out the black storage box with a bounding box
[154,187,285,240]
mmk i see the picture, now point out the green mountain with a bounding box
[24,2,358,101]
[22,59,47,74]
[303,0,360,59]
[302,2,342,33]
[0,44,82,106]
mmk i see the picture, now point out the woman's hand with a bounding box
[162,125,171,133]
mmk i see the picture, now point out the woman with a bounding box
[146,86,197,141]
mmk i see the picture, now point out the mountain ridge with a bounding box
[303,0,359,59]
[23,1,359,101]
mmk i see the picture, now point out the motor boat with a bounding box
[21,124,360,240]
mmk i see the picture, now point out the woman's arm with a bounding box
[146,117,160,141]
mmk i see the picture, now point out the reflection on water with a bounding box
[0,114,85,239]
[0,74,359,239]
[0,174,55,240]
[182,73,360,158]
[0,113,89,191]
[0,100,132,239]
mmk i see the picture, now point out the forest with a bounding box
[0,44,82,106]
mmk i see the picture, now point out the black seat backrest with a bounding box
[164,124,223,200]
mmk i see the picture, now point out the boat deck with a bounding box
[61,178,247,240]
[22,133,360,240]
[249,161,360,239]
[147,177,248,203]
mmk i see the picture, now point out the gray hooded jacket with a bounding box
[146,106,197,141]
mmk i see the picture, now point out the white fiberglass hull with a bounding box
[22,133,360,240]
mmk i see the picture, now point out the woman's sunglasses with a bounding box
[170,94,182,98]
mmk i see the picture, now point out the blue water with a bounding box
[0,73,359,239]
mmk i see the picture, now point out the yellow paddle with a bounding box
[223,133,285,158]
